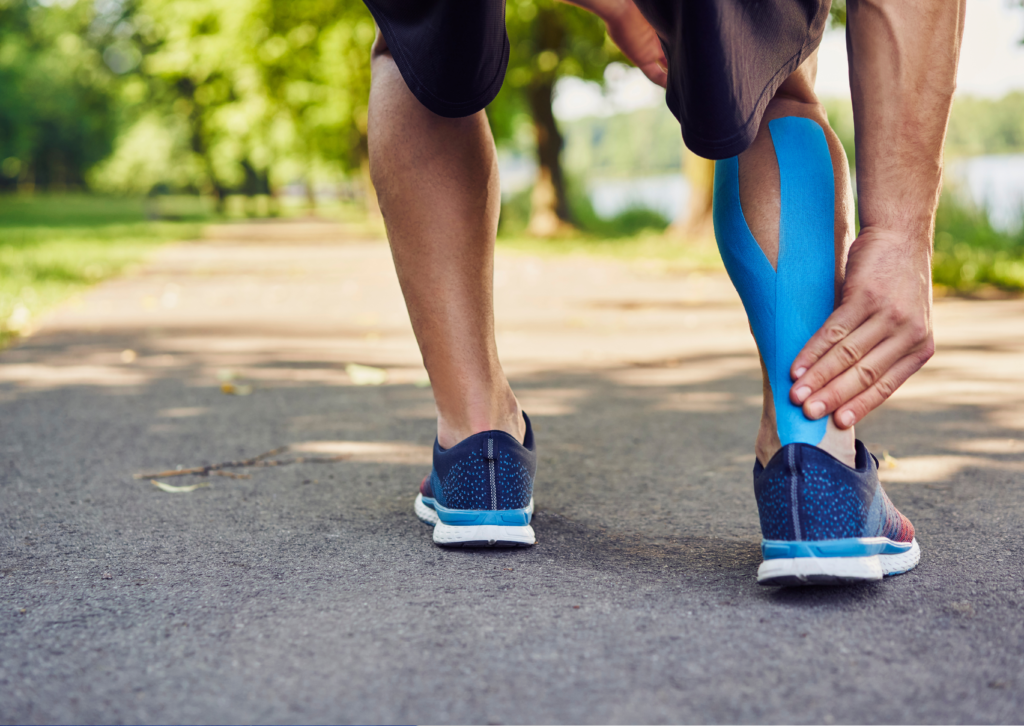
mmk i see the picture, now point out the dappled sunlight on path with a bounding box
[2,221,1023,724]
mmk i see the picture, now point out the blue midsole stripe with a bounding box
[762,537,913,560]
[434,501,532,527]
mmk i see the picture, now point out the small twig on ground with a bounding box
[132,446,349,480]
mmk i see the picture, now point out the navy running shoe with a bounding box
[413,413,536,547]
[754,440,919,585]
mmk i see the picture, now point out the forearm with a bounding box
[558,0,625,19]
[847,0,966,238]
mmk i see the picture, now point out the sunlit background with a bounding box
[1,0,1023,343]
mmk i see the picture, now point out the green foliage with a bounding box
[821,94,1024,159]
[932,191,1024,293]
[499,175,670,239]
[566,176,670,237]
[821,97,855,165]
[945,93,1024,156]
[829,0,847,27]
[0,0,377,198]
[101,0,374,196]
[561,106,682,177]
[488,0,620,140]
[0,0,123,191]
[0,195,208,345]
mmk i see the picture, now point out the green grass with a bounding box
[495,174,723,270]
[933,191,1024,294]
[2,187,1017,355]
[0,194,211,346]
[498,182,1024,295]
[497,230,723,271]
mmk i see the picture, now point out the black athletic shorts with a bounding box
[363,0,829,159]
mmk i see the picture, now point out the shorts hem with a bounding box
[366,0,510,118]
[679,21,826,159]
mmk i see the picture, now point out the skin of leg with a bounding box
[737,51,858,468]
[367,34,524,449]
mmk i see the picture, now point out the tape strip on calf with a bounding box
[712,117,835,446]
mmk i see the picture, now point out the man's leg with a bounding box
[734,51,858,468]
[367,35,523,449]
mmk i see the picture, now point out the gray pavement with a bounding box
[1,221,1023,724]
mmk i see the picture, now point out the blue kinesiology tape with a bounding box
[712,116,835,446]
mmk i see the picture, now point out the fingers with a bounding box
[830,350,933,428]
[790,303,868,382]
[796,334,914,422]
[789,314,890,408]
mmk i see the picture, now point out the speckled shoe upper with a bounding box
[753,440,914,543]
[427,413,535,512]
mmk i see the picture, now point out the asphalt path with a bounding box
[2,221,1023,724]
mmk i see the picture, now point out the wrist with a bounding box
[852,225,935,262]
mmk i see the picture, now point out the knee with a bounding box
[763,92,827,134]
[763,55,827,130]
[370,30,396,72]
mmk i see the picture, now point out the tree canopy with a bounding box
[0,0,122,191]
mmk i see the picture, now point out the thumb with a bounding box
[637,60,668,88]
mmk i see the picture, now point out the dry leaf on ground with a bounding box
[151,480,210,493]
[346,363,388,386]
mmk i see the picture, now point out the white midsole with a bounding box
[758,538,920,583]
[414,493,439,526]
[433,522,536,546]
[415,493,537,545]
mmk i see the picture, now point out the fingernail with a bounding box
[806,401,826,419]
[794,386,812,403]
[794,367,807,379]
[840,410,855,428]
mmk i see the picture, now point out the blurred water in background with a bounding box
[588,174,690,223]
[947,154,1024,231]
[501,154,1024,230]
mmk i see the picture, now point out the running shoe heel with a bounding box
[414,414,537,548]
[754,441,919,586]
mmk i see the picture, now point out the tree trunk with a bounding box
[304,174,317,213]
[188,110,226,215]
[526,77,573,237]
[670,149,715,241]
[525,7,572,237]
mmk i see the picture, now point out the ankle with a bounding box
[815,419,856,467]
[755,418,782,468]
[436,390,524,449]
[755,415,856,468]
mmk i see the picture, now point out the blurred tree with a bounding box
[117,0,374,212]
[254,0,375,209]
[0,0,122,191]
[132,0,269,209]
[490,0,624,236]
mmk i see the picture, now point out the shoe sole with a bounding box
[414,493,439,526]
[414,493,535,547]
[433,522,535,547]
[758,538,920,586]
